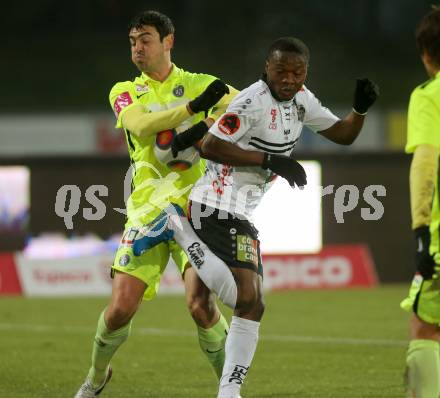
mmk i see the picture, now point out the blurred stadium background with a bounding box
[0,1,436,397]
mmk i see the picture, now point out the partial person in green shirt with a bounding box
[74,10,239,398]
[400,6,440,398]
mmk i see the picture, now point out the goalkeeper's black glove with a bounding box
[414,226,438,280]
[262,153,307,189]
[171,121,209,158]
[188,79,229,114]
[352,78,379,115]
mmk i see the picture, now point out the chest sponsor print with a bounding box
[296,104,305,122]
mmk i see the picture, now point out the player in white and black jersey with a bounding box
[133,37,379,398]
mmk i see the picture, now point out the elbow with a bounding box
[126,119,156,138]
[124,120,143,137]
[200,139,216,160]
[340,136,356,146]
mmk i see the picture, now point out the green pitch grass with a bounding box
[0,285,411,397]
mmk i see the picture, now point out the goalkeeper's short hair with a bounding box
[416,6,440,67]
[128,10,174,41]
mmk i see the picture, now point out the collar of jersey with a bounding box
[137,63,181,85]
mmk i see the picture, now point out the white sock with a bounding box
[168,212,237,309]
[217,316,260,398]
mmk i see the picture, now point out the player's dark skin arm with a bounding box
[200,133,264,166]
[319,111,365,145]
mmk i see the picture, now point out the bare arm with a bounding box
[200,133,264,166]
[319,111,365,145]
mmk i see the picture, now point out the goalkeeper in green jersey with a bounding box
[74,10,239,397]
[400,6,440,398]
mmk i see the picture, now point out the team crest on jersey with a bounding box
[119,254,131,266]
[296,104,305,122]
[173,85,185,97]
[218,113,240,135]
[135,84,149,93]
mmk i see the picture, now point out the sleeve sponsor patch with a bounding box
[113,91,133,117]
[218,113,241,135]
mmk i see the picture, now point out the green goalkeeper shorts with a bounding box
[111,226,188,300]
[400,273,440,325]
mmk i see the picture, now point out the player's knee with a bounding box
[410,314,440,340]
[236,290,265,320]
[106,302,137,330]
[187,295,217,326]
[257,296,266,318]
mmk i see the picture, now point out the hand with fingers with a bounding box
[414,226,440,279]
[352,78,380,115]
[171,121,209,158]
[188,79,230,114]
[262,153,307,189]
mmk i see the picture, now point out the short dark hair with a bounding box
[128,10,175,41]
[267,37,310,63]
[416,6,440,66]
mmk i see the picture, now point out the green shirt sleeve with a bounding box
[109,81,140,128]
[406,88,440,153]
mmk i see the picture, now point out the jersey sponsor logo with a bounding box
[236,235,259,267]
[269,108,277,129]
[173,85,185,97]
[218,113,240,135]
[228,365,249,384]
[121,228,139,246]
[212,164,232,195]
[296,104,305,122]
[113,91,133,117]
[135,84,149,93]
[187,242,205,269]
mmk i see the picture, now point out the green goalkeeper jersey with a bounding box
[109,64,219,227]
[406,71,440,252]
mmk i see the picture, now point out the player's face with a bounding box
[265,51,308,101]
[129,25,173,73]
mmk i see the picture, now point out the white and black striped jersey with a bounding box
[190,79,339,220]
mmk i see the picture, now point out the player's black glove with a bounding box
[262,153,307,189]
[352,78,379,114]
[188,79,229,114]
[171,121,209,158]
[414,226,438,279]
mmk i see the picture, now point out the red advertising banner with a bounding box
[0,244,377,296]
[262,244,377,290]
[0,253,22,295]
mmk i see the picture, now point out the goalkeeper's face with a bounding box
[265,51,308,101]
[129,25,173,73]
